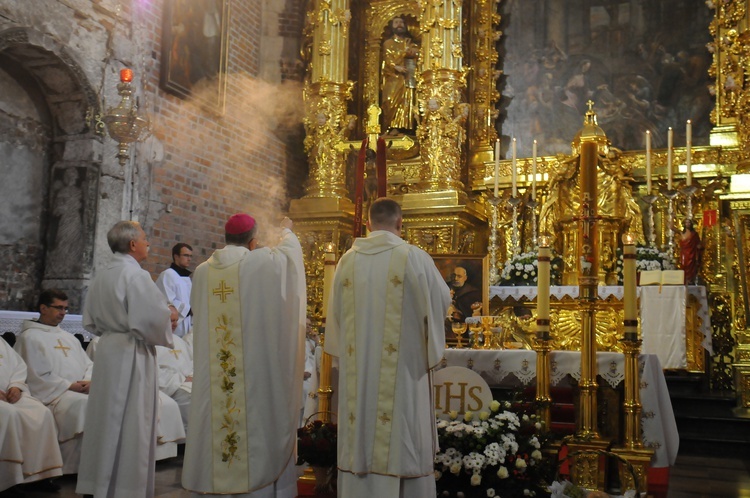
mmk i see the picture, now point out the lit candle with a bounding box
[622,233,637,339]
[645,131,652,195]
[532,140,538,200]
[322,243,336,319]
[537,237,551,340]
[494,139,500,198]
[686,120,692,186]
[667,127,673,190]
[511,138,517,198]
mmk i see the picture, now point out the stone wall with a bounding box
[0,0,308,310]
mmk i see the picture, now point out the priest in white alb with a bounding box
[156,242,194,337]
[325,198,450,498]
[76,220,174,498]
[14,288,93,474]
[0,336,63,493]
[183,214,306,497]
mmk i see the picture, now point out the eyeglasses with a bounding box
[47,305,70,313]
[179,253,193,258]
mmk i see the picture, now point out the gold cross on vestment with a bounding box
[390,275,402,287]
[169,349,182,360]
[342,278,352,288]
[349,412,355,424]
[54,339,71,357]
[379,412,391,425]
[0,353,3,366]
[347,344,354,357]
[384,343,397,355]
[212,280,234,303]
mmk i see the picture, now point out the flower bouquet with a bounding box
[499,250,563,286]
[297,418,337,495]
[615,246,675,284]
[434,399,553,498]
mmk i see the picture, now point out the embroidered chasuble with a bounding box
[325,230,450,483]
[183,230,306,496]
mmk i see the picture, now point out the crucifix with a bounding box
[54,339,71,357]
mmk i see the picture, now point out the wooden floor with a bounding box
[9,452,750,497]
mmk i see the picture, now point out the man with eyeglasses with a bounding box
[15,288,93,475]
[156,243,194,338]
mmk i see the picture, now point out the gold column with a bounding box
[578,139,600,439]
[414,0,467,194]
[302,0,353,200]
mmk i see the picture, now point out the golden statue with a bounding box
[380,16,419,134]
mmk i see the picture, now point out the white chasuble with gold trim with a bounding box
[326,230,450,480]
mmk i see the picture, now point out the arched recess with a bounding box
[0,25,102,312]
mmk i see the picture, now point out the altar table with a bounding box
[436,349,679,469]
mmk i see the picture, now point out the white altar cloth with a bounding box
[489,285,713,360]
[0,310,93,341]
[437,349,679,468]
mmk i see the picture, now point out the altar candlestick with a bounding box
[645,131,652,194]
[537,238,551,340]
[622,234,637,338]
[511,138,517,198]
[494,139,500,197]
[532,140,538,200]
[686,120,692,186]
[667,127,673,190]
[322,243,336,318]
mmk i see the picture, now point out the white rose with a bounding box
[470,473,482,486]
[497,466,509,479]
[516,458,527,469]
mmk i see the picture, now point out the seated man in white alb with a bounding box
[15,289,92,474]
[86,335,186,459]
[156,314,193,431]
[0,336,63,493]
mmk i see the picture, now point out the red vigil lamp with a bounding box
[119,68,133,83]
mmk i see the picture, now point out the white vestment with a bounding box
[325,231,449,498]
[15,320,93,474]
[85,335,185,460]
[183,229,306,497]
[156,334,193,430]
[76,252,173,498]
[0,338,63,491]
[156,266,193,337]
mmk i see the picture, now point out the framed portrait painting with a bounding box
[160,0,230,111]
[432,254,489,346]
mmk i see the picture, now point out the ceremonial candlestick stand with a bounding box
[612,233,654,491]
[534,238,552,430]
[318,246,337,423]
[642,194,657,248]
[508,197,522,257]
[488,196,501,284]
[664,189,678,261]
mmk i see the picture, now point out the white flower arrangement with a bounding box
[615,246,675,284]
[499,250,563,286]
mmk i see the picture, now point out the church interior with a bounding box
[2,0,750,496]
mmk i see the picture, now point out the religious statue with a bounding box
[381,16,419,134]
[678,218,703,285]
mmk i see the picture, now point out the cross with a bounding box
[384,343,397,356]
[390,275,402,287]
[0,352,3,366]
[54,339,71,357]
[212,280,234,303]
[379,412,391,425]
[342,278,352,288]
[169,349,182,360]
[347,344,354,357]
[349,412,355,424]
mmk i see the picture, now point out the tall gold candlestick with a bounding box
[537,239,551,340]
[318,243,337,422]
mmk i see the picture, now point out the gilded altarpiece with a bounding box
[291,0,750,431]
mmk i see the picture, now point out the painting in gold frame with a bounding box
[160,0,230,112]
[431,255,489,347]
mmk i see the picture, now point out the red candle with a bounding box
[120,68,133,83]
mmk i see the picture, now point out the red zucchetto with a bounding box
[225,213,256,234]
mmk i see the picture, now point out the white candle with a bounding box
[494,139,500,197]
[622,234,637,337]
[667,127,673,190]
[532,140,538,200]
[511,138,517,198]
[645,131,652,195]
[686,120,692,186]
